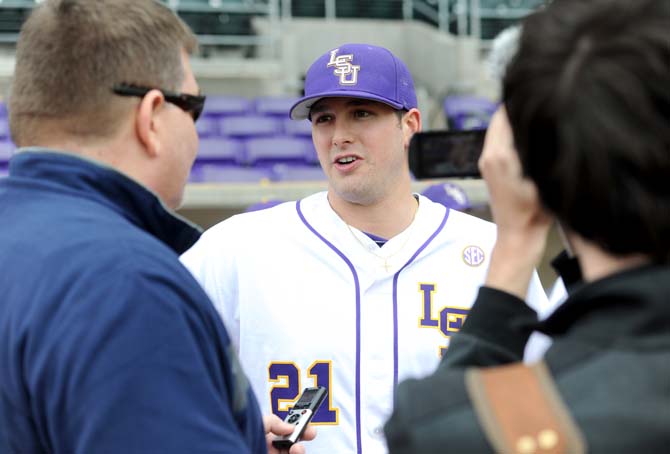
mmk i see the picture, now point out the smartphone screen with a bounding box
[409,129,486,179]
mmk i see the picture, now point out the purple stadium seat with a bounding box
[195,116,218,137]
[203,95,254,116]
[0,164,8,178]
[0,141,14,163]
[0,118,9,139]
[198,164,272,183]
[271,164,326,182]
[219,115,283,138]
[443,95,498,130]
[254,96,299,117]
[303,140,319,165]
[243,136,313,166]
[196,137,244,164]
[283,118,312,137]
[188,163,203,183]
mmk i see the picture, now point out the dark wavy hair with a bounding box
[504,0,670,262]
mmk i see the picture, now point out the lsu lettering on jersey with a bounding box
[181,192,549,454]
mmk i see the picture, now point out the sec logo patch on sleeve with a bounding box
[462,245,485,267]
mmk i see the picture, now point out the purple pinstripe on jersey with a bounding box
[295,200,363,454]
[392,208,451,387]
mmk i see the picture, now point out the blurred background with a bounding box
[0,0,562,286]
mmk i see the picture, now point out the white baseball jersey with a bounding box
[181,191,549,454]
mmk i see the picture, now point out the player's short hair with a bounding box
[504,0,670,262]
[9,0,198,146]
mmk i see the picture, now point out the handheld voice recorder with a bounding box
[272,386,327,450]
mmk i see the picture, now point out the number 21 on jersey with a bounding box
[268,360,339,424]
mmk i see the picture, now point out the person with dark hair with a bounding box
[0,1,312,452]
[385,0,670,451]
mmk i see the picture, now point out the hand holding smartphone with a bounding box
[409,129,487,179]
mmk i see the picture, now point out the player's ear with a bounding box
[401,108,422,149]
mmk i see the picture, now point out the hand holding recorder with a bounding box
[269,387,326,452]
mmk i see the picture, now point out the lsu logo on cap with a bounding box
[327,49,360,85]
[462,245,485,267]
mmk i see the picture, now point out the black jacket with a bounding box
[385,265,670,453]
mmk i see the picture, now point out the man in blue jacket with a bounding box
[0,1,312,452]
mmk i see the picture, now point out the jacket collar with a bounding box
[538,264,670,345]
[9,149,202,254]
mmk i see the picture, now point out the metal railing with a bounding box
[0,0,542,45]
[278,0,542,39]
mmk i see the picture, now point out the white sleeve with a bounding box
[523,271,555,363]
[548,277,568,310]
[524,270,550,317]
[180,220,241,351]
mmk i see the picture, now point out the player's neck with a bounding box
[329,192,419,240]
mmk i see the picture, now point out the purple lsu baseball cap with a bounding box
[289,43,418,120]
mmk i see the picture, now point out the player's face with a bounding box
[310,97,420,206]
[161,51,200,209]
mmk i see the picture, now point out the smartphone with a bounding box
[409,129,486,179]
[272,386,328,450]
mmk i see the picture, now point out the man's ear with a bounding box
[135,90,165,158]
[402,108,422,149]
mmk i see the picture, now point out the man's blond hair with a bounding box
[9,0,198,146]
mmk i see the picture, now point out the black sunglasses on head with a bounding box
[112,83,206,122]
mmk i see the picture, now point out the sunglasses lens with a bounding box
[192,103,204,122]
[113,85,205,123]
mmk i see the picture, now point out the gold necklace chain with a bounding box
[345,202,419,272]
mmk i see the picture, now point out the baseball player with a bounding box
[182,43,549,454]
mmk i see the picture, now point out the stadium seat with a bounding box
[271,164,326,182]
[219,115,283,138]
[196,137,244,164]
[243,136,313,166]
[0,118,9,139]
[283,118,312,137]
[195,116,219,137]
[443,95,498,130]
[302,142,319,165]
[203,95,254,116]
[254,96,299,117]
[187,163,203,183]
[0,141,14,164]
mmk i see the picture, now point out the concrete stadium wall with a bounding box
[0,18,489,129]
